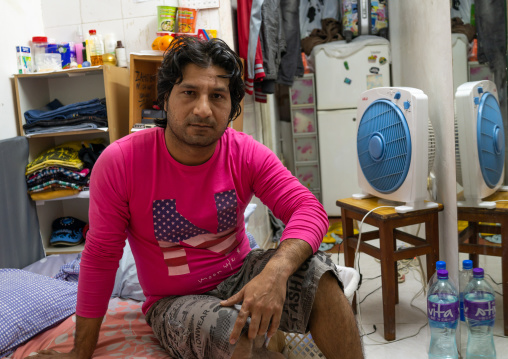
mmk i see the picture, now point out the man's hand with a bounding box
[221,238,313,346]
[220,268,287,344]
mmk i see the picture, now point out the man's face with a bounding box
[165,63,232,148]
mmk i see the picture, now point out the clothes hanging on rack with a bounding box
[237,0,266,98]
[278,0,304,86]
[237,0,304,99]
[259,0,287,95]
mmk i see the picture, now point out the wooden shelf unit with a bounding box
[129,54,164,132]
[13,65,130,255]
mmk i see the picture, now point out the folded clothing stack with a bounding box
[23,98,108,135]
[25,139,105,201]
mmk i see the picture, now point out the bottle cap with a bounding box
[473,268,484,278]
[437,269,448,279]
[436,261,446,270]
[89,29,97,35]
[116,40,124,48]
[32,36,48,43]
[463,259,473,270]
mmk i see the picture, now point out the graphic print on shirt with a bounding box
[153,189,239,276]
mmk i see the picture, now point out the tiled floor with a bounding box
[329,250,508,358]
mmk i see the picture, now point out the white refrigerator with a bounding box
[312,36,391,216]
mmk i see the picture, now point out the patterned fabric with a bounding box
[27,167,89,184]
[0,269,77,357]
[27,175,89,191]
[146,249,341,359]
[25,139,104,175]
[153,191,241,277]
[26,146,84,174]
[53,254,82,282]
[28,180,83,192]
[11,298,171,359]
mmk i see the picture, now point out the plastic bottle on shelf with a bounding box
[464,268,496,359]
[88,29,104,66]
[31,36,48,72]
[102,35,117,65]
[104,33,117,54]
[428,261,446,290]
[427,269,459,359]
[458,259,473,322]
[115,41,127,68]
[75,42,83,65]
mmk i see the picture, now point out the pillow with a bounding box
[244,203,257,229]
[111,241,145,301]
[0,269,77,357]
[22,253,80,277]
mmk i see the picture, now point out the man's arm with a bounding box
[25,316,103,359]
[221,238,312,344]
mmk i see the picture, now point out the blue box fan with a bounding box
[353,87,438,213]
[455,81,506,208]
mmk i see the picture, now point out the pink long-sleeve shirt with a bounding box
[76,127,328,317]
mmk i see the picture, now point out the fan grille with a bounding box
[477,93,504,189]
[357,99,412,194]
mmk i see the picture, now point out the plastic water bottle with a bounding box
[459,259,473,322]
[427,269,459,359]
[464,268,496,359]
[428,261,447,290]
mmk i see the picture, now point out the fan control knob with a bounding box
[368,133,385,161]
[404,101,410,110]
[477,86,484,94]
[494,125,504,155]
[474,97,480,105]
[394,92,401,100]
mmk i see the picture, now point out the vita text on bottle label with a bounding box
[464,299,496,321]
[427,301,459,322]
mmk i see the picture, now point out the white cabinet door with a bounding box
[318,109,361,216]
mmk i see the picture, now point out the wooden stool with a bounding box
[337,197,443,341]
[458,190,508,336]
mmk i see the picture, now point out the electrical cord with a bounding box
[362,268,429,345]
[485,273,502,286]
[359,260,419,305]
[359,286,381,304]
[352,205,430,345]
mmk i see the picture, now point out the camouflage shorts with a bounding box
[146,249,341,359]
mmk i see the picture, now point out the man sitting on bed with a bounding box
[30,36,363,359]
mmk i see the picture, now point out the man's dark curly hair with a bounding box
[156,36,245,128]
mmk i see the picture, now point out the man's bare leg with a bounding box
[309,271,364,359]
[231,334,286,359]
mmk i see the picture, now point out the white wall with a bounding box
[0,0,45,140]
[41,0,233,55]
[390,1,458,281]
